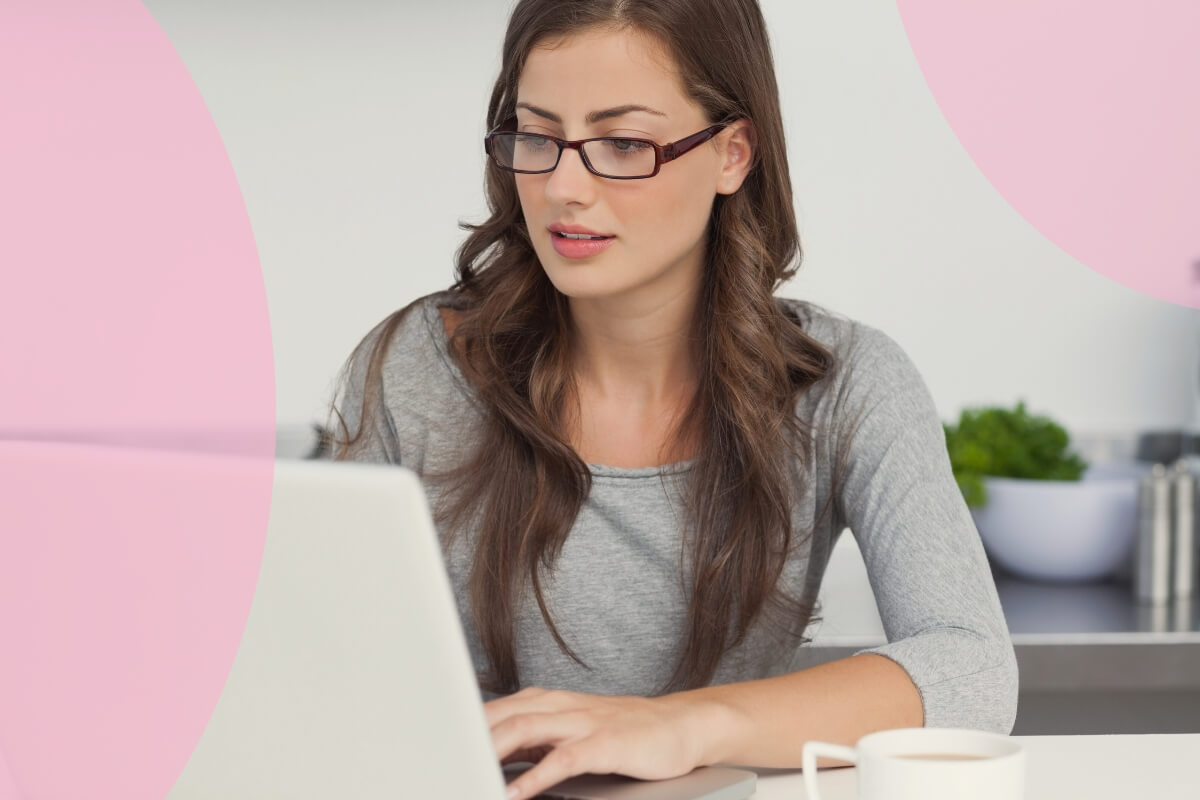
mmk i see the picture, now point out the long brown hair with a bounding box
[330,0,860,695]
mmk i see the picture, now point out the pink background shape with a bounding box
[895,0,1200,310]
[0,1,274,798]
[0,444,273,800]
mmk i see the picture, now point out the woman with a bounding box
[327,1,1018,797]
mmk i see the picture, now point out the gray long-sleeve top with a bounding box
[330,291,1019,733]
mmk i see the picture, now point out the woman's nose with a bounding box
[545,145,597,202]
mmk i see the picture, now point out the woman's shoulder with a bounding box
[776,295,897,372]
[351,288,478,417]
[777,295,927,426]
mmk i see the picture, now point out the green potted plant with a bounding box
[943,399,1088,508]
[943,400,1138,583]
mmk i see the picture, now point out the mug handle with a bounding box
[802,741,859,800]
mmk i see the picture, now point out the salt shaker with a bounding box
[1172,459,1196,599]
[1134,463,1173,604]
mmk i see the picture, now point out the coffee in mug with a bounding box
[802,727,1025,800]
[895,753,992,761]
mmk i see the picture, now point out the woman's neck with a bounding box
[567,285,700,406]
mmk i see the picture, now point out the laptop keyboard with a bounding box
[506,763,589,799]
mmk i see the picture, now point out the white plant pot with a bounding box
[969,462,1149,583]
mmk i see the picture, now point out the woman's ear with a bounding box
[715,118,756,195]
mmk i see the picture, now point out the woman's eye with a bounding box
[607,139,652,155]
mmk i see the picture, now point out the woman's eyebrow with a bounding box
[515,102,668,125]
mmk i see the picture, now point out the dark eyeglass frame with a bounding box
[483,122,730,180]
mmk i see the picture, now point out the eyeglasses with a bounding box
[484,123,729,180]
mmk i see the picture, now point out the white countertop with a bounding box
[749,733,1200,799]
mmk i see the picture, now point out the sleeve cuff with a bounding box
[853,629,1019,734]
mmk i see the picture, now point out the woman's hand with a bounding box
[485,686,718,800]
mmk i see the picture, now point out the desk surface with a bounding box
[748,733,1200,799]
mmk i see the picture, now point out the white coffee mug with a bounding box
[802,727,1025,800]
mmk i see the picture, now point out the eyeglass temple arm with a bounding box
[661,124,728,164]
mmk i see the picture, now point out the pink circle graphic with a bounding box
[896,1,1200,309]
[0,1,275,798]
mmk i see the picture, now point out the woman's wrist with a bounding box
[656,688,749,767]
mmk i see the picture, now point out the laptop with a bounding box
[167,457,756,799]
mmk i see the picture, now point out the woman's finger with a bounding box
[484,687,576,728]
[505,741,598,800]
[490,709,592,763]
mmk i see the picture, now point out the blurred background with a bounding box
[141,0,1199,457]
[141,0,1200,735]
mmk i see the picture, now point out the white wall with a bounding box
[145,0,1200,443]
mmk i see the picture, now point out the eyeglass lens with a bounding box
[491,133,657,178]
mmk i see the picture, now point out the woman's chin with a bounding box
[540,265,636,302]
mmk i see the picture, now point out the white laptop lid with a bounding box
[168,459,508,799]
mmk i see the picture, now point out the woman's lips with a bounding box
[549,230,616,259]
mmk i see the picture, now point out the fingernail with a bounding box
[506,786,520,800]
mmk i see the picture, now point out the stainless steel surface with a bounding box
[993,571,1200,638]
[1134,464,1173,603]
[1172,460,1196,599]
[811,531,1200,692]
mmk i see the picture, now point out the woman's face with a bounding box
[513,27,753,308]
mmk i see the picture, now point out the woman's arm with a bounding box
[669,651,923,767]
[489,654,921,799]
[827,325,1018,734]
